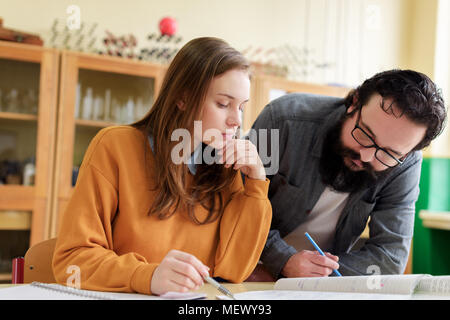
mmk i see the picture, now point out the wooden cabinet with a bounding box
[0,41,59,281]
[49,51,166,238]
[243,74,351,131]
[0,43,166,281]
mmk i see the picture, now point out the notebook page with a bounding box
[217,290,410,300]
[415,276,450,294]
[274,274,427,295]
[0,284,94,300]
[411,293,450,300]
[0,283,206,300]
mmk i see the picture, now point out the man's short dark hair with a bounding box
[343,69,447,151]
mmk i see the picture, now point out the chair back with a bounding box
[23,238,57,283]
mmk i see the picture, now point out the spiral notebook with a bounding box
[0,282,206,300]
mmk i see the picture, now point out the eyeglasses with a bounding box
[351,108,404,168]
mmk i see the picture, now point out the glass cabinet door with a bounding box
[51,51,165,237]
[0,58,40,187]
[72,69,155,177]
[0,41,59,282]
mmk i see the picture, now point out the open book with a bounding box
[0,282,206,300]
[219,274,450,300]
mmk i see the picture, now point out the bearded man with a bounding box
[248,69,447,279]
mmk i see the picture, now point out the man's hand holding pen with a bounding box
[282,250,340,278]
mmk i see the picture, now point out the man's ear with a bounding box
[347,104,356,114]
[347,93,358,114]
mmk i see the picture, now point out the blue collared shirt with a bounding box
[147,135,201,175]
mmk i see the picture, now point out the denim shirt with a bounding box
[250,93,422,278]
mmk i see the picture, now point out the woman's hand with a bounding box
[151,249,210,295]
[218,139,266,180]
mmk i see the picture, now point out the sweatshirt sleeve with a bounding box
[213,175,272,282]
[52,129,157,294]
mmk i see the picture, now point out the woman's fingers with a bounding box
[169,269,199,290]
[151,250,210,295]
[168,258,204,287]
[170,252,209,284]
[218,139,265,180]
[222,139,241,166]
[169,250,209,279]
[221,140,256,166]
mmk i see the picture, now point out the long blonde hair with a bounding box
[132,37,250,224]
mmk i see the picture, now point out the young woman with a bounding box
[52,37,272,295]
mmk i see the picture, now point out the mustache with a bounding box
[335,144,376,174]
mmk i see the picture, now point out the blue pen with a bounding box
[304,232,342,277]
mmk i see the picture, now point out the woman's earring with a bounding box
[176,100,185,110]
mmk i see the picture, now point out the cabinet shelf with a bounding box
[0,185,35,211]
[75,118,117,128]
[0,273,11,282]
[0,210,31,230]
[0,111,38,121]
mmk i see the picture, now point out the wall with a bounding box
[408,0,450,276]
[400,0,438,77]
[0,0,414,86]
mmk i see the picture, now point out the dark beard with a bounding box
[319,116,391,193]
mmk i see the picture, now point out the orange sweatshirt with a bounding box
[52,126,272,294]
